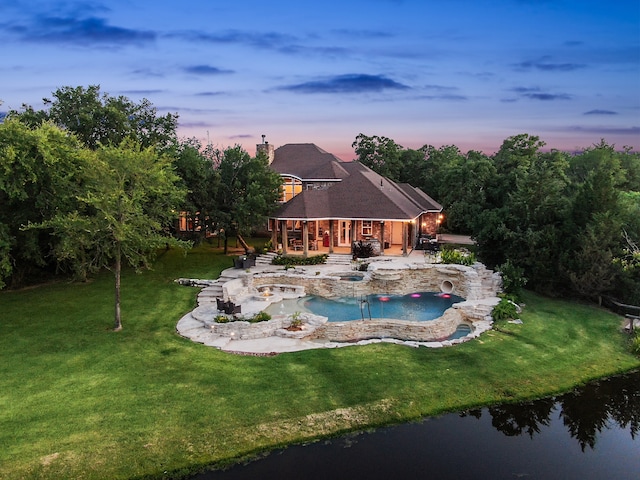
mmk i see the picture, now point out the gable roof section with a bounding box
[273,189,332,220]
[270,143,349,181]
[273,159,442,221]
[396,183,443,212]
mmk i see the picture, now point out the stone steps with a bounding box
[255,252,277,266]
[197,284,223,304]
[326,254,352,266]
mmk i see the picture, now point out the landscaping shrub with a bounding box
[215,312,272,323]
[440,247,476,266]
[352,241,374,259]
[262,239,273,254]
[250,311,272,323]
[497,259,528,299]
[491,298,519,322]
[289,311,303,328]
[630,334,640,356]
[272,254,328,266]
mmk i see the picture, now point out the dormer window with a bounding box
[280,176,303,202]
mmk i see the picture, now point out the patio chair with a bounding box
[224,302,241,315]
[216,298,226,312]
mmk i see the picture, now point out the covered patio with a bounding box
[268,217,442,257]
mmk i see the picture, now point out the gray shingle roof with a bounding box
[270,143,349,180]
[272,144,442,221]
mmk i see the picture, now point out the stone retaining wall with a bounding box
[242,263,500,302]
[191,304,327,340]
[313,308,463,342]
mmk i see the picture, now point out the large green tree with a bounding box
[563,142,630,300]
[0,119,85,288]
[2,86,185,291]
[437,150,495,234]
[352,133,404,180]
[171,138,220,243]
[9,85,178,151]
[212,146,282,254]
[415,144,466,203]
[615,192,640,303]
[31,141,188,330]
[472,135,574,293]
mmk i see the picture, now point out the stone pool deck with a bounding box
[176,250,501,355]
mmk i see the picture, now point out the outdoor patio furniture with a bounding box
[225,302,241,315]
[216,298,241,315]
[234,255,256,269]
[216,298,226,312]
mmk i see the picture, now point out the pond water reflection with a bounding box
[194,372,640,480]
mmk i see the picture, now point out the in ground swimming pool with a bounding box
[266,291,464,323]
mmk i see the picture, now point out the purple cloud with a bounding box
[183,65,234,75]
[510,87,572,101]
[278,74,410,94]
[584,109,618,115]
[13,15,156,46]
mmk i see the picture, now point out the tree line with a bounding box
[353,133,640,305]
[0,86,281,328]
[1,85,638,317]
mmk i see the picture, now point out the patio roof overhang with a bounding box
[271,213,437,222]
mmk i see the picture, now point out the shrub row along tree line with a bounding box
[352,133,640,305]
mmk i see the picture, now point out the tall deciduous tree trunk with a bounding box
[113,242,122,331]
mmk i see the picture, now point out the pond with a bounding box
[193,371,640,480]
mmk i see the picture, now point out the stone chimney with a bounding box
[256,134,275,164]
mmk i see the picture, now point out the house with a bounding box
[259,140,443,256]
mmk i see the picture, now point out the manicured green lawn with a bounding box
[1,244,638,479]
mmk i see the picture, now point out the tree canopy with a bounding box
[171,138,220,243]
[352,133,404,181]
[28,141,189,330]
[0,119,86,288]
[352,132,640,303]
[211,145,282,253]
[1,86,190,330]
[9,85,179,151]
[2,83,638,309]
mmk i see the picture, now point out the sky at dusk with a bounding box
[1,0,638,160]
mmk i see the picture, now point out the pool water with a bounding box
[448,323,472,339]
[267,292,464,322]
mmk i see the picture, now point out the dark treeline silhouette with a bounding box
[462,372,640,451]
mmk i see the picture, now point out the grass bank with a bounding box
[1,244,638,479]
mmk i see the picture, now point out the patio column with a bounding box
[270,219,278,250]
[281,220,288,254]
[402,221,408,256]
[380,221,385,255]
[302,220,309,256]
[328,220,334,254]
